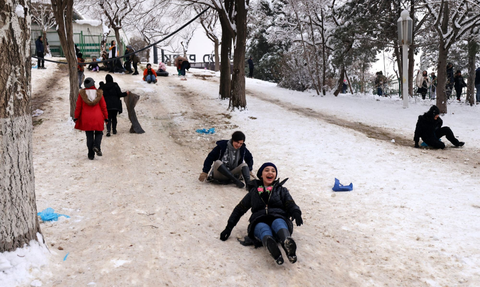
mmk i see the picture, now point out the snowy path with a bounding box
[28,65,480,286]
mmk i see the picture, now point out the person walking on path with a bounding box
[416,70,431,100]
[77,53,85,89]
[475,67,480,104]
[74,78,109,160]
[247,56,254,78]
[143,63,157,83]
[99,74,129,137]
[454,70,467,102]
[35,36,45,69]
[219,162,303,265]
[430,72,437,100]
[198,131,254,189]
[414,105,464,149]
[446,63,454,99]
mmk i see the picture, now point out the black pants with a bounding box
[249,67,254,78]
[455,88,462,100]
[109,58,116,72]
[125,61,132,72]
[107,110,119,133]
[37,51,44,68]
[133,62,138,73]
[85,131,103,154]
[425,127,460,149]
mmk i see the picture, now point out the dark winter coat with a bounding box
[74,88,108,131]
[99,80,127,113]
[446,66,454,86]
[454,74,466,90]
[202,140,253,173]
[35,37,44,54]
[414,105,443,147]
[225,179,301,242]
[248,58,254,69]
[475,68,480,85]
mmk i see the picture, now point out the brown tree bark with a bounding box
[229,0,248,109]
[466,39,478,106]
[217,1,233,100]
[51,0,78,118]
[1,0,42,252]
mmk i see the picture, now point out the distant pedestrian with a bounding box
[143,63,157,83]
[247,56,254,78]
[416,70,431,100]
[108,40,117,73]
[124,46,133,74]
[430,72,437,100]
[99,74,129,137]
[74,78,108,160]
[374,71,386,96]
[454,70,466,102]
[414,105,464,149]
[342,79,348,94]
[475,67,480,104]
[446,63,454,99]
[35,36,45,69]
[175,56,190,80]
[77,53,85,89]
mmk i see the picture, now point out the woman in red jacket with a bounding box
[74,77,109,160]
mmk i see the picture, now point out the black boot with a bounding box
[216,164,244,188]
[262,236,284,265]
[277,228,297,264]
[241,166,251,190]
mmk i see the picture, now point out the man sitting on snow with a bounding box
[414,105,464,149]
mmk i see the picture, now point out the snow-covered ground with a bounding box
[2,60,480,286]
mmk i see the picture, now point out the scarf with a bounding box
[221,140,240,169]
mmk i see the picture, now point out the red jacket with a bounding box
[74,87,108,131]
[143,68,157,81]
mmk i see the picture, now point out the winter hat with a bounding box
[84,77,95,89]
[105,74,113,83]
[429,105,440,116]
[126,45,132,49]
[257,162,278,179]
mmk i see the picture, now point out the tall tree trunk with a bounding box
[229,0,248,109]
[466,39,478,106]
[436,45,449,113]
[51,0,77,118]
[321,8,327,96]
[407,3,415,97]
[219,24,232,100]
[214,39,220,72]
[1,0,42,252]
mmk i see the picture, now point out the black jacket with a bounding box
[475,68,480,85]
[99,82,127,113]
[414,105,442,146]
[454,74,466,90]
[225,179,301,242]
[202,140,253,173]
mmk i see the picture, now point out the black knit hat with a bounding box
[257,162,277,179]
[105,74,113,83]
[84,77,95,89]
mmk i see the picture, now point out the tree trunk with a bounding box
[51,0,78,118]
[1,0,42,253]
[408,4,415,98]
[436,44,449,113]
[124,93,145,134]
[229,0,248,109]
[321,8,327,96]
[214,39,220,72]
[466,39,478,106]
[219,18,232,100]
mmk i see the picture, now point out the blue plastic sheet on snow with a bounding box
[37,208,70,221]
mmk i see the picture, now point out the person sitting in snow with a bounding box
[198,131,254,189]
[219,162,303,266]
[156,62,169,77]
[414,105,464,149]
[143,63,157,83]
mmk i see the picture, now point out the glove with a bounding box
[291,210,303,226]
[198,172,208,182]
[220,226,232,241]
[73,118,78,122]
[104,119,109,123]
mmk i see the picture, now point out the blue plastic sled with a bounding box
[196,128,215,134]
[37,208,70,221]
[332,178,353,192]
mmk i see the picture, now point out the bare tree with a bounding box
[30,0,56,55]
[425,0,480,113]
[51,0,78,117]
[196,6,221,71]
[1,0,43,252]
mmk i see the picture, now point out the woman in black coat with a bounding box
[414,105,464,149]
[219,162,303,265]
[454,70,467,101]
[99,74,129,136]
